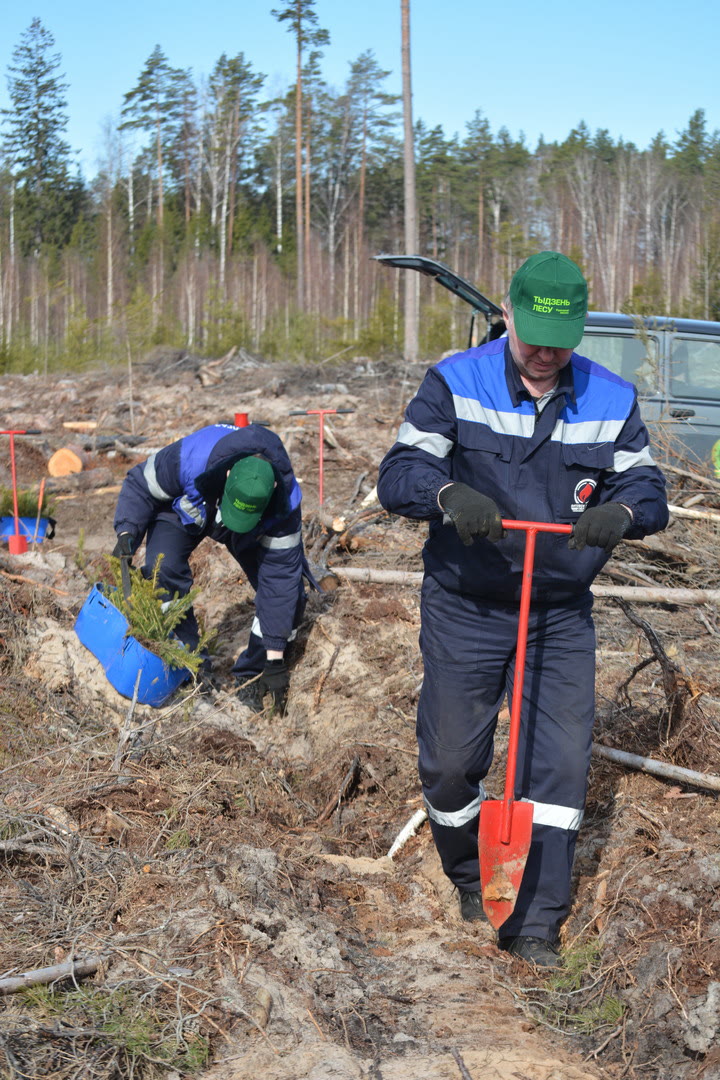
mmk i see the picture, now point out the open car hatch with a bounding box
[374,253,504,346]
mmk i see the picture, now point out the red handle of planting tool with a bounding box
[288,409,355,505]
[478,518,574,927]
[499,520,573,844]
[0,429,42,555]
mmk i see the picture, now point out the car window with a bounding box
[670,338,720,400]
[577,332,658,393]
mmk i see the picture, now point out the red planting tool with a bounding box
[0,429,42,555]
[479,518,573,929]
[289,408,354,505]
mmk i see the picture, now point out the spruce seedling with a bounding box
[107,555,215,674]
[0,485,56,517]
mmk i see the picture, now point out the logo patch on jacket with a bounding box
[572,479,597,513]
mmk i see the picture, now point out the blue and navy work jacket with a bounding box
[377,338,669,604]
[114,424,306,651]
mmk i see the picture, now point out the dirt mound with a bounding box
[1,357,720,1079]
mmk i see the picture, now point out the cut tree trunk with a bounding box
[47,445,87,477]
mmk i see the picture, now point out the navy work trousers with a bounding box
[142,512,305,677]
[418,574,596,943]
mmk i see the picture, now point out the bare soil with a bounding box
[1,351,719,1080]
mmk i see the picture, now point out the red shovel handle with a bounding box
[498,520,573,844]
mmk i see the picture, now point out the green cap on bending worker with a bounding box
[221,456,275,533]
[509,251,588,350]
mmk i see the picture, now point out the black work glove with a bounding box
[438,482,505,545]
[112,532,136,559]
[259,659,290,715]
[568,503,632,554]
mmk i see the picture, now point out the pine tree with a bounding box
[1,18,79,253]
[120,45,185,230]
[271,0,329,308]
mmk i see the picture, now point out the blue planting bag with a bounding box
[74,584,190,707]
[0,516,54,542]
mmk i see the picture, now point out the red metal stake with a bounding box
[289,408,354,505]
[1,429,41,555]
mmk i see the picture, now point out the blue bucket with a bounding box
[0,516,54,542]
[74,585,190,707]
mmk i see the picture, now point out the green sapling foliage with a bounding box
[107,555,215,674]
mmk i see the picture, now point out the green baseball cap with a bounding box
[509,251,588,349]
[221,456,275,533]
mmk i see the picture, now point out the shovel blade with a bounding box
[120,556,132,602]
[479,799,534,929]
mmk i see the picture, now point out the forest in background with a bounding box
[1,11,720,375]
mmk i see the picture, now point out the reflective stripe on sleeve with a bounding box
[143,454,172,500]
[520,798,584,831]
[423,786,485,828]
[397,422,453,458]
[177,494,205,526]
[611,446,657,472]
[259,530,301,550]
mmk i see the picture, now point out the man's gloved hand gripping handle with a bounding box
[568,503,632,554]
[438,483,505,545]
[112,532,136,559]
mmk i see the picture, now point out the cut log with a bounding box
[62,421,98,433]
[329,566,720,604]
[592,744,720,793]
[47,445,87,477]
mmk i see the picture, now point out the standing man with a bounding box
[377,252,668,967]
[113,422,313,712]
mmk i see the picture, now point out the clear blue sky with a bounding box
[2,0,718,178]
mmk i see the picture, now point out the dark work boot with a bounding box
[498,936,561,968]
[458,889,486,922]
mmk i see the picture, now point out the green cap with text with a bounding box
[509,251,588,349]
[221,456,275,534]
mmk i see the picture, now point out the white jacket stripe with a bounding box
[551,417,626,444]
[143,454,172,500]
[398,422,453,458]
[453,395,534,437]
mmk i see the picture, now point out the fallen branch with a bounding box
[662,462,720,490]
[614,596,699,735]
[313,644,340,710]
[328,566,720,604]
[591,744,720,793]
[387,808,428,859]
[0,955,105,995]
[0,570,69,596]
[112,670,143,772]
[668,503,720,523]
[316,755,361,824]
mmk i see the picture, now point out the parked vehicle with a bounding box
[376,254,720,474]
